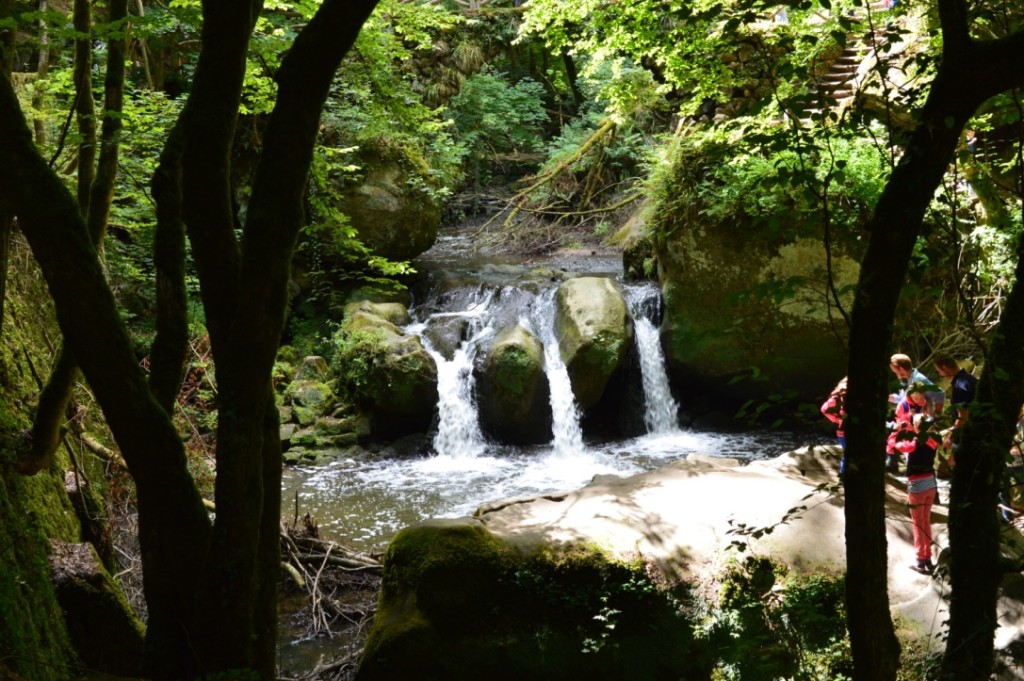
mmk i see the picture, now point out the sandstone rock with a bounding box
[356,447,1024,679]
[475,324,551,445]
[554,277,634,412]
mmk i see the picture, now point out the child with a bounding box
[821,377,847,475]
[892,412,939,574]
[886,382,931,474]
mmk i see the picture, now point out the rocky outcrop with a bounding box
[336,146,441,262]
[656,229,859,411]
[356,448,1024,679]
[475,325,551,445]
[554,277,634,413]
[335,301,438,440]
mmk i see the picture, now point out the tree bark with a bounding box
[0,73,214,679]
[0,0,381,674]
[941,233,1024,680]
[0,0,13,336]
[73,0,95,214]
[843,2,1024,679]
[194,1,381,671]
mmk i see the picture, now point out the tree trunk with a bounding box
[843,3,1024,679]
[941,239,1024,679]
[3,0,379,675]
[0,0,13,335]
[73,0,95,214]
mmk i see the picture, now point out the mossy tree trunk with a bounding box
[843,2,1024,680]
[0,0,11,335]
[0,0,381,677]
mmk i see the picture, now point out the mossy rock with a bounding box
[475,325,552,445]
[333,304,438,439]
[648,141,862,410]
[357,519,700,681]
[335,144,441,262]
[554,277,634,412]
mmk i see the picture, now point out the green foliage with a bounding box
[449,69,548,157]
[329,325,390,402]
[648,122,887,245]
[696,557,852,681]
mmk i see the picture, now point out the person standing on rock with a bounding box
[886,382,931,474]
[889,353,945,416]
[821,377,847,476]
[932,354,978,456]
[892,412,940,574]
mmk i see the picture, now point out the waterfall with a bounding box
[417,292,494,458]
[625,284,680,434]
[529,290,586,457]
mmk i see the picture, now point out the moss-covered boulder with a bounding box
[356,519,698,681]
[0,260,88,680]
[49,541,145,676]
[610,200,657,281]
[649,140,862,412]
[0,452,79,681]
[554,277,634,413]
[334,301,438,439]
[475,325,551,445]
[336,145,441,261]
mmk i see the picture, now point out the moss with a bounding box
[493,345,533,397]
[358,522,699,681]
[51,542,145,676]
[697,556,853,680]
[0,447,77,681]
[0,249,100,679]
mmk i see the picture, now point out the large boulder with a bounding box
[655,224,859,413]
[336,146,441,261]
[554,277,634,413]
[356,448,1024,680]
[335,301,438,439]
[475,325,551,445]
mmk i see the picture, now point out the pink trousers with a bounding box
[908,487,936,562]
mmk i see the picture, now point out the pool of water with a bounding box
[281,428,821,553]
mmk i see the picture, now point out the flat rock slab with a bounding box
[475,446,1023,652]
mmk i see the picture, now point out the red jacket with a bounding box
[821,390,845,437]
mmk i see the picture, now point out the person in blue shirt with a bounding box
[889,353,945,416]
[932,354,977,452]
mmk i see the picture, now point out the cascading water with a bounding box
[283,254,822,553]
[528,289,586,457]
[279,224,828,677]
[414,291,495,459]
[624,284,681,435]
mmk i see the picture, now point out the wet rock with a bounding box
[475,324,552,445]
[554,277,634,412]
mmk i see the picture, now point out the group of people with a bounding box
[819,353,979,576]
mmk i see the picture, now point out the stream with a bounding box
[277,223,824,672]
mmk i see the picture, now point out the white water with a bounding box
[634,317,681,434]
[530,290,586,458]
[623,283,681,434]
[417,293,494,460]
[282,272,824,551]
